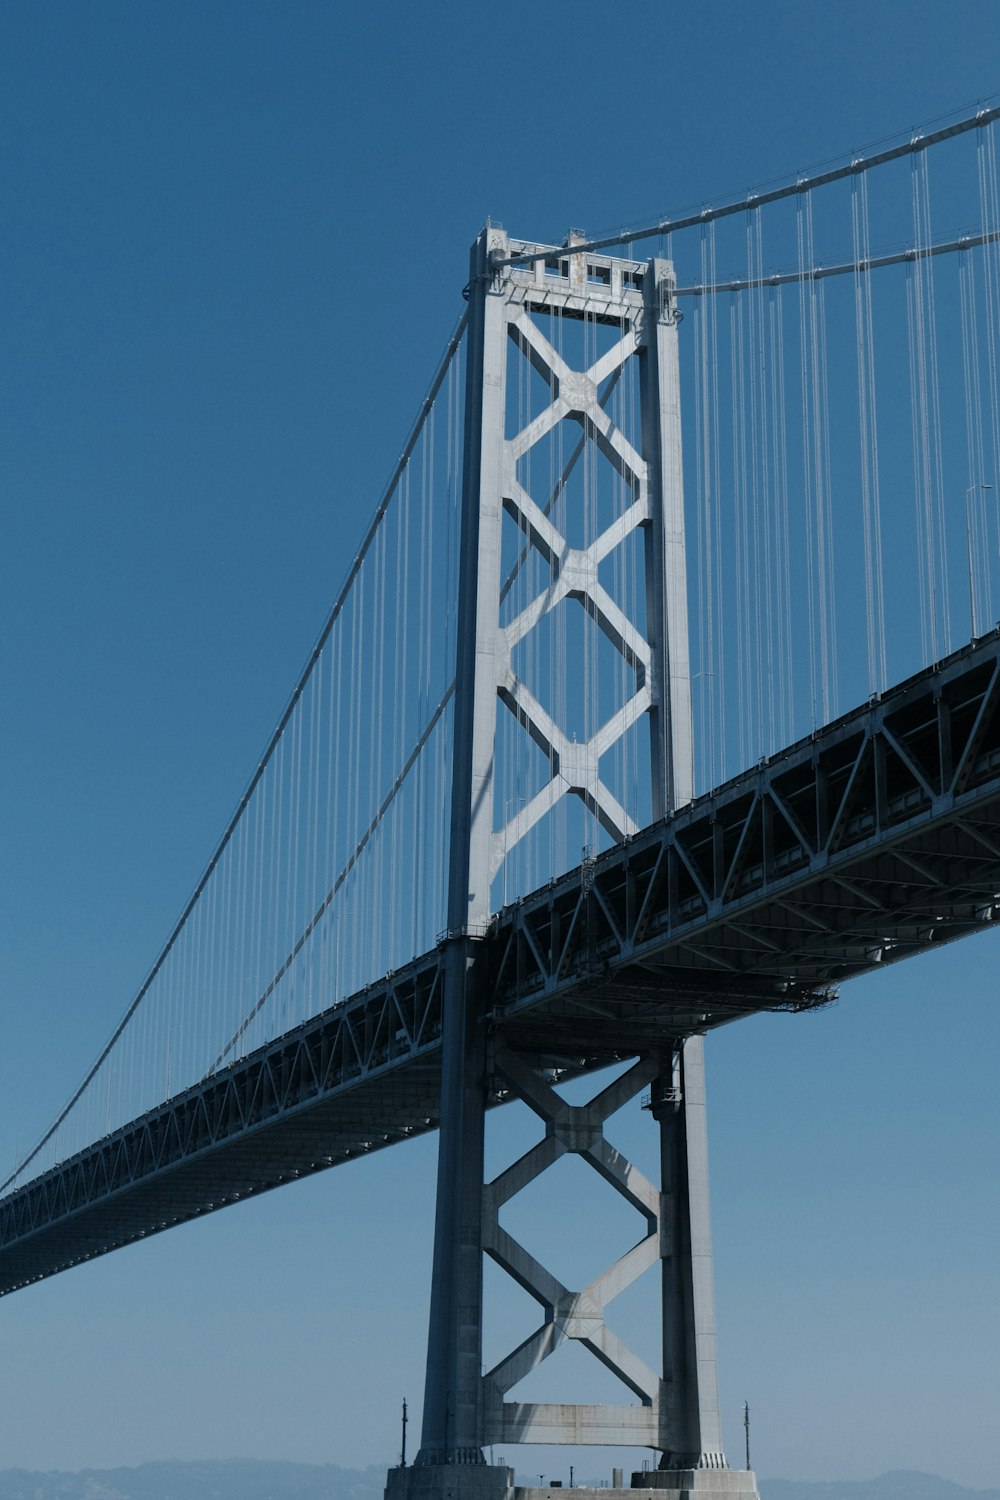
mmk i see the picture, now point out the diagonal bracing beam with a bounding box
[482,1043,666,1447]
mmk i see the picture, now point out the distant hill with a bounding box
[0,1464,996,1500]
[0,1461,386,1500]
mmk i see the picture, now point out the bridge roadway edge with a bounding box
[3,630,1000,1297]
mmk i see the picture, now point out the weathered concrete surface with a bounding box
[513,1478,761,1500]
[387,1466,514,1500]
[631,1471,761,1499]
[388,1472,760,1500]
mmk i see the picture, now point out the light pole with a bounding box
[966,483,993,638]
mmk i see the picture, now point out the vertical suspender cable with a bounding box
[852,169,888,695]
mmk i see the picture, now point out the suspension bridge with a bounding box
[6,104,1000,1500]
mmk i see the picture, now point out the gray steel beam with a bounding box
[418,225,509,1467]
[655,1039,724,1469]
[641,258,693,821]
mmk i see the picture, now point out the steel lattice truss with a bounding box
[491,631,1000,1028]
[3,632,1000,1295]
[483,1044,666,1447]
[495,302,650,863]
[0,954,447,1293]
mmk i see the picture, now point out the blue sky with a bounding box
[1,0,999,1487]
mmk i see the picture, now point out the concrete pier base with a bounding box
[512,1481,760,1500]
[386,1466,514,1500]
[630,1472,761,1500]
[386,1477,760,1500]
[513,1490,640,1500]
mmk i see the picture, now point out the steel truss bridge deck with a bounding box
[4,632,1000,1296]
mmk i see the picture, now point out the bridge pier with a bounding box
[387,1466,514,1500]
[387,1026,760,1500]
[390,1476,758,1500]
[387,223,759,1500]
[631,1474,761,1500]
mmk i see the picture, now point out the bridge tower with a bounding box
[387,227,759,1500]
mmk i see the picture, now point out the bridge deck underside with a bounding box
[3,634,1000,1296]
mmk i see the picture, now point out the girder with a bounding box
[492,631,1000,1006]
[2,624,1000,1300]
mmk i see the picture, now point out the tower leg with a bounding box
[656,1037,724,1469]
[388,224,512,1500]
[389,940,511,1500]
[640,1037,760,1499]
[416,938,489,1466]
